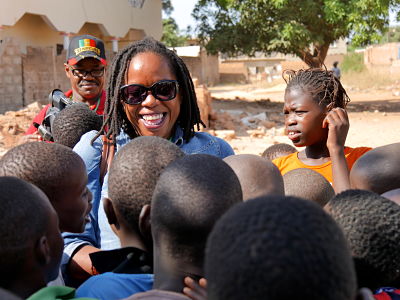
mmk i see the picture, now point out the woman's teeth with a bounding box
[142,113,164,121]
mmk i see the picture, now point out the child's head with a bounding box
[223,154,284,200]
[152,154,242,269]
[283,68,350,147]
[0,288,21,300]
[205,195,356,300]
[0,176,63,298]
[350,143,400,194]
[382,188,400,206]
[262,143,296,160]
[0,142,91,233]
[329,189,400,290]
[283,168,334,207]
[106,136,184,241]
[52,103,103,148]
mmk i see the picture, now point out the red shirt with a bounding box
[25,90,106,134]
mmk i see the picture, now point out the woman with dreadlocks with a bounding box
[63,37,234,284]
[272,68,371,193]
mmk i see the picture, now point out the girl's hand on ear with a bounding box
[322,108,349,153]
[183,277,207,300]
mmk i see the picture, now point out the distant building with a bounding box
[171,46,219,86]
[219,39,347,83]
[0,0,162,52]
[0,0,162,112]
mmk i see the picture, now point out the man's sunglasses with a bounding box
[69,66,105,78]
[120,80,179,105]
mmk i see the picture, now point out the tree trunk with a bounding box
[298,43,330,68]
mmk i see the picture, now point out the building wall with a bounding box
[181,50,220,86]
[327,39,347,55]
[0,0,162,39]
[0,37,118,113]
[364,43,400,66]
[200,50,219,86]
[0,37,23,112]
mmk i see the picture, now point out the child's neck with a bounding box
[298,143,331,165]
[118,227,148,251]
[153,248,203,293]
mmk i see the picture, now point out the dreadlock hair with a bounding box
[283,68,350,111]
[95,37,205,145]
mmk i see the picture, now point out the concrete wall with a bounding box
[364,43,400,66]
[181,49,219,86]
[0,0,162,39]
[219,62,249,84]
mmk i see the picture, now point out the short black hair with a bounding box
[96,37,205,145]
[52,103,102,148]
[206,195,356,300]
[223,154,284,200]
[350,143,400,194]
[0,176,51,288]
[329,189,400,290]
[262,143,296,160]
[108,136,185,232]
[283,168,334,206]
[0,142,85,202]
[152,154,242,266]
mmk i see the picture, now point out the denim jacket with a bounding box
[62,127,234,275]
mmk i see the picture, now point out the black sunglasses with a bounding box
[120,80,179,105]
[68,65,105,78]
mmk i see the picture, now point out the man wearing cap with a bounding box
[24,34,107,138]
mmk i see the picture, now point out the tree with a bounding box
[193,0,400,67]
[162,17,188,47]
[162,0,174,16]
[161,0,188,47]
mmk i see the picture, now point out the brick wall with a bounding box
[0,38,117,114]
[0,37,24,113]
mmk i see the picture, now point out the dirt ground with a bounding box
[0,83,398,156]
[208,83,400,155]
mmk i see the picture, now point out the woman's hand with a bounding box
[322,107,349,153]
[18,131,43,144]
[183,277,207,300]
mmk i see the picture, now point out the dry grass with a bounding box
[342,66,400,90]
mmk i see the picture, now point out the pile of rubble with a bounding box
[0,102,43,155]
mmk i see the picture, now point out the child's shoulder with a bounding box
[345,146,372,159]
[272,151,299,165]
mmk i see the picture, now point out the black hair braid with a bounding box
[93,37,205,145]
[283,68,350,110]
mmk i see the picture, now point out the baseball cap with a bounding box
[66,34,107,66]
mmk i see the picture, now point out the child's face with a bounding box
[283,87,328,147]
[52,163,92,233]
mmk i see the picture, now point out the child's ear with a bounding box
[35,236,51,266]
[103,197,119,229]
[139,204,151,242]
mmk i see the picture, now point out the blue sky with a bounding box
[168,0,197,31]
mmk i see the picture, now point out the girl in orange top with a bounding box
[272,69,371,193]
